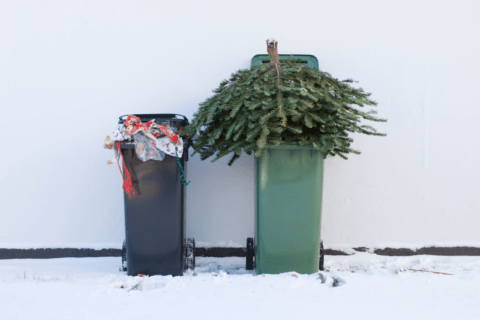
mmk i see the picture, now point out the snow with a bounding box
[1,253,479,320]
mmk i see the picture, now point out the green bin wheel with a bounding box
[319,241,325,271]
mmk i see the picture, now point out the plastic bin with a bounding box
[253,145,327,274]
[119,114,194,276]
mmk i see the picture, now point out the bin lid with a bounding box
[118,114,188,127]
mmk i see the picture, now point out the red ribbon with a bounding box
[116,141,135,198]
[123,115,180,144]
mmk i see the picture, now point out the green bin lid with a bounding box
[251,54,319,69]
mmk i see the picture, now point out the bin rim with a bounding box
[118,114,188,125]
[259,144,332,158]
[262,144,331,151]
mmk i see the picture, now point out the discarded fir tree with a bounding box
[184,40,386,165]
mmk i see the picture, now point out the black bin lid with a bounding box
[118,114,188,127]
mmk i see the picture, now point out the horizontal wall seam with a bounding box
[1,247,480,260]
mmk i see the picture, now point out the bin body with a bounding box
[120,114,188,276]
[255,145,326,274]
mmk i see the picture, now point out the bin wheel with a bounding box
[319,240,325,271]
[246,238,255,270]
[186,238,195,270]
[122,240,127,272]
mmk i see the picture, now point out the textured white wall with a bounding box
[1,0,479,249]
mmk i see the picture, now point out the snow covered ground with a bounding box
[1,253,479,320]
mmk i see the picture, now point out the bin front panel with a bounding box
[123,147,185,276]
[256,146,325,274]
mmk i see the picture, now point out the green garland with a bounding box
[184,58,386,165]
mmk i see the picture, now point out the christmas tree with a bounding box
[184,40,386,165]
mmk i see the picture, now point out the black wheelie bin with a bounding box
[119,114,195,276]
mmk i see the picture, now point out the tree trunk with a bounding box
[266,39,285,126]
[266,39,281,79]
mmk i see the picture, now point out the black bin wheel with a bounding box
[246,237,255,270]
[122,240,127,272]
[186,238,195,270]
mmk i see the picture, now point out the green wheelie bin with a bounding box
[248,145,327,274]
[245,54,327,274]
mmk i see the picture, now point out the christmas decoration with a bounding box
[104,115,190,198]
[184,40,386,165]
[104,115,184,160]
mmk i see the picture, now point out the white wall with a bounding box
[1,0,479,249]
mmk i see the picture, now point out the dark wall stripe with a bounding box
[373,246,480,256]
[1,246,479,260]
[325,249,351,256]
[0,248,121,260]
[195,247,246,257]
